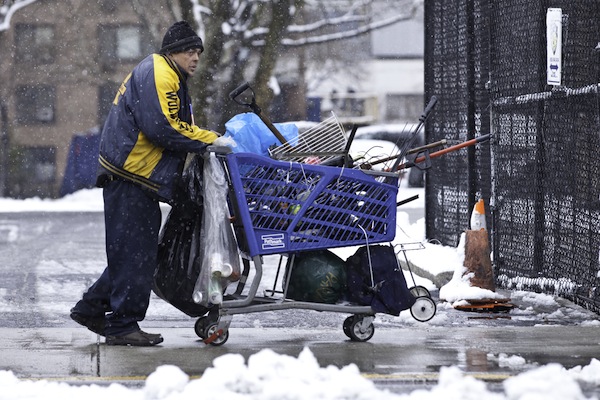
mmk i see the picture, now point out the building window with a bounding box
[8,146,57,198]
[15,85,56,125]
[15,23,55,64]
[99,0,117,13]
[98,25,152,70]
[29,146,57,183]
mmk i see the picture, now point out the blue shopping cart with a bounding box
[194,148,436,345]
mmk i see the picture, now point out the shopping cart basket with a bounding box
[226,152,399,256]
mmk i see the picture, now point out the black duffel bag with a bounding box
[345,244,416,316]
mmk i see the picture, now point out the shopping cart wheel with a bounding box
[346,316,375,342]
[194,317,209,339]
[342,316,353,338]
[203,323,229,346]
[410,285,431,298]
[410,296,436,322]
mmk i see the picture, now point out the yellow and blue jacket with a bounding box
[98,53,218,202]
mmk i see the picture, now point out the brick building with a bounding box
[0,0,165,197]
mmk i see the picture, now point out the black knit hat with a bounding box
[159,21,204,54]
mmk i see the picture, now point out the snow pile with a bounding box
[489,353,528,370]
[144,365,189,399]
[1,348,599,399]
[184,348,386,399]
[435,233,504,305]
[0,188,104,212]
[439,265,507,305]
[504,364,589,400]
[568,359,600,385]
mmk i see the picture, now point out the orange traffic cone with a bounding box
[466,198,493,291]
[470,199,486,230]
[454,198,514,312]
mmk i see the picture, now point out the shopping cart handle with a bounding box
[206,145,232,155]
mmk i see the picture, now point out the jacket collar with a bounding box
[160,54,188,81]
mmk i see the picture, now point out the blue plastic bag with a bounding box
[223,113,298,156]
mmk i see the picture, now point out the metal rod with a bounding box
[395,134,491,171]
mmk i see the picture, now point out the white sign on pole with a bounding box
[546,8,562,86]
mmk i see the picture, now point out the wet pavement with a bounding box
[1,323,600,385]
[1,211,600,393]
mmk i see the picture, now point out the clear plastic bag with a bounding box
[192,153,241,306]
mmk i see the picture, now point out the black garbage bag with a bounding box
[345,244,416,316]
[286,250,347,304]
[153,155,211,317]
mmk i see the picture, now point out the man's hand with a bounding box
[213,136,236,148]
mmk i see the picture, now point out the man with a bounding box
[70,21,219,346]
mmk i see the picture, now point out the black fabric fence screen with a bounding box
[424,0,600,312]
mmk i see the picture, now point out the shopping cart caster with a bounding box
[343,315,375,342]
[410,296,436,322]
[203,323,229,346]
[194,317,230,346]
[409,285,431,298]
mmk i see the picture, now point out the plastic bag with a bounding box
[192,153,241,306]
[286,250,347,304]
[153,156,210,317]
[223,112,298,156]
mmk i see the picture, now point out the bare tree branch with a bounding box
[268,12,417,47]
[0,0,39,31]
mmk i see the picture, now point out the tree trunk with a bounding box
[252,0,297,116]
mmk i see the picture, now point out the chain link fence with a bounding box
[424,0,600,312]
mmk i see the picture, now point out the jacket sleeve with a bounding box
[135,55,218,153]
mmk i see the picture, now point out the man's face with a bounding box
[169,48,201,76]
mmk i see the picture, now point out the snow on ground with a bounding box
[0,348,599,400]
[0,188,104,213]
[2,183,600,399]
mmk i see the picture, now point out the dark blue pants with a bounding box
[75,179,162,336]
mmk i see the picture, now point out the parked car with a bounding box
[348,139,403,172]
